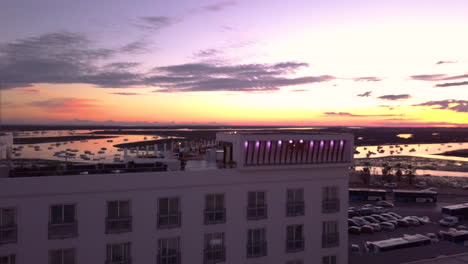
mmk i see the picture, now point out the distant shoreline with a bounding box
[437,149,468,158]
[13,135,117,144]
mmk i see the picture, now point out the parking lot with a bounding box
[349,197,468,264]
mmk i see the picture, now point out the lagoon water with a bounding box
[10,130,468,176]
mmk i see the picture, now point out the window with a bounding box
[49,249,75,264]
[286,189,304,217]
[158,197,181,228]
[157,237,180,264]
[0,208,17,244]
[322,221,339,248]
[0,255,15,264]
[106,242,131,264]
[49,204,77,239]
[323,255,337,264]
[204,233,225,264]
[205,194,225,225]
[247,191,267,220]
[322,186,340,213]
[247,228,267,258]
[286,225,304,252]
[106,200,131,234]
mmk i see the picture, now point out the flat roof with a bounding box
[443,203,468,210]
[370,234,430,248]
[394,189,438,194]
[349,188,386,192]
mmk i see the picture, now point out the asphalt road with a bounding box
[349,198,468,264]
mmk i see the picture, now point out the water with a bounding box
[12,130,167,163]
[9,130,468,166]
[355,142,468,162]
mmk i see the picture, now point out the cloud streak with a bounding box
[202,1,237,12]
[323,112,400,117]
[149,62,335,92]
[29,98,99,112]
[377,94,411,100]
[413,99,468,113]
[435,81,468,87]
[353,77,382,82]
[357,91,372,97]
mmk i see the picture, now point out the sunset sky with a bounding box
[1,0,467,126]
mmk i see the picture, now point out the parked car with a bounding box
[387,212,403,219]
[348,219,360,227]
[381,214,398,221]
[358,208,374,216]
[423,187,438,192]
[369,223,382,232]
[457,225,468,230]
[352,217,371,226]
[440,216,459,227]
[376,201,394,208]
[350,244,361,255]
[349,210,360,218]
[380,222,396,231]
[426,233,439,243]
[384,182,398,188]
[371,214,388,222]
[415,182,428,188]
[372,206,388,214]
[360,225,375,234]
[397,219,410,227]
[404,217,421,226]
[363,216,379,224]
[349,226,361,234]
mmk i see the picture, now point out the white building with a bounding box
[0,132,353,264]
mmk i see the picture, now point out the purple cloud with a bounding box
[413,99,468,113]
[357,91,372,97]
[377,94,411,100]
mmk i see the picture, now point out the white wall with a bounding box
[0,166,349,264]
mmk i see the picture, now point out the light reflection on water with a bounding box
[11,130,468,165]
[355,142,468,162]
[13,130,167,163]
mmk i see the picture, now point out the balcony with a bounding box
[286,239,304,253]
[286,202,304,217]
[322,232,339,248]
[48,221,78,239]
[247,205,267,220]
[204,209,226,225]
[322,199,340,213]
[157,212,181,229]
[105,217,132,234]
[157,253,181,264]
[204,248,226,264]
[0,225,17,244]
[247,242,267,258]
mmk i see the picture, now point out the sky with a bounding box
[0,0,467,127]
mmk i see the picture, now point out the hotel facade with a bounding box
[0,132,353,264]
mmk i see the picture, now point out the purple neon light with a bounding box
[267,141,271,147]
[278,140,282,145]
[255,141,260,147]
[244,141,248,148]
[320,140,324,147]
[299,140,303,143]
[330,140,334,146]
[289,140,293,143]
[310,141,314,146]
[340,140,344,146]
